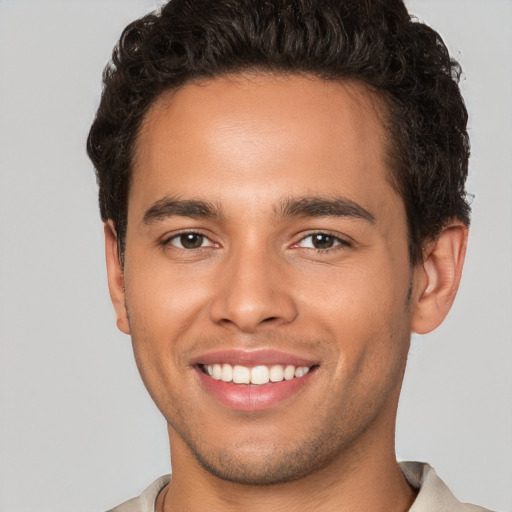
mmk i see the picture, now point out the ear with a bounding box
[104,221,131,335]
[411,222,468,335]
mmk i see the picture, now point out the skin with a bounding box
[105,74,467,511]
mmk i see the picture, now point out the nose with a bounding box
[209,245,298,333]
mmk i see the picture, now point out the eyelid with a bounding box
[160,229,351,251]
[293,231,352,249]
[162,229,218,249]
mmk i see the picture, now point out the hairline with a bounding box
[120,71,416,267]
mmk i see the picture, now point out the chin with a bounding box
[181,428,347,486]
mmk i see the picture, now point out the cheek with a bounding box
[296,257,411,363]
[297,259,406,322]
[124,256,210,330]
[122,254,223,390]
[121,265,194,376]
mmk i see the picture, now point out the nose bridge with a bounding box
[209,236,297,332]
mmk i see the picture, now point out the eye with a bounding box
[297,233,348,250]
[166,232,215,249]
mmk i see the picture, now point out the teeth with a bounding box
[269,365,284,382]
[221,363,233,382]
[204,363,312,385]
[284,365,295,380]
[212,364,222,379]
[232,365,250,384]
[250,365,269,385]
[295,366,310,378]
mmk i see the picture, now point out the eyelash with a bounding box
[162,230,351,253]
[294,232,352,252]
[162,230,217,250]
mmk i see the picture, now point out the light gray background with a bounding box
[0,1,510,511]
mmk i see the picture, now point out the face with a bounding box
[113,74,420,484]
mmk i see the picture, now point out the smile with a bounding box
[192,350,319,410]
[201,363,312,385]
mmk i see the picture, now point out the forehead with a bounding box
[131,73,399,220]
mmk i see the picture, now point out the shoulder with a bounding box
[400,461,493,512]
[106,475,171,512]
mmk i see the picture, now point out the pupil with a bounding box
[313,234,333,249]
[181,233,203,249]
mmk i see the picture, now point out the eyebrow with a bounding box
[142,195,375,225]
[278,196,375,223]
[143,197,221,224]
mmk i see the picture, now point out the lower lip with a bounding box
[196,367,314,411]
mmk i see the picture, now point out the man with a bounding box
[87,0,491,510]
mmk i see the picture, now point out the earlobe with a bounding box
[411,223,468,335]
[104,221,131,335]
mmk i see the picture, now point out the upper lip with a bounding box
[190,349,318,368]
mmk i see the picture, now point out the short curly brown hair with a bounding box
[87,0,470,265]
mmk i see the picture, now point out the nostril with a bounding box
[209,292,298,331]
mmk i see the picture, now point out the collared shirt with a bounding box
[107,461,492,512]
[399,461,491,512]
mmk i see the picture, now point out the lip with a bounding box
[191,349,319,412]
[195,366,316,411]
[190,349,317,367]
